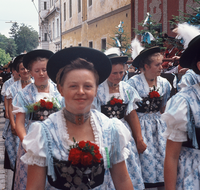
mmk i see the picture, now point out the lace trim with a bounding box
[21,152,46,167]
[57,109,100,150]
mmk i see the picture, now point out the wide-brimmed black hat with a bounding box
[179,35,200,68]
[107,54,128,64]
[12,54,25,71]
[47,47,112,84]
[23,49,54,69]
[132,46,160,68]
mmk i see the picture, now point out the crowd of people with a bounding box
[0,22,200,190]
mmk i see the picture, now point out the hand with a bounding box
[136,139,147,154]
[5,112,9,119]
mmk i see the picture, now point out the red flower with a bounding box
[33,105,39,111]
[149,91,160,99]
[110,100,115,105]
[68,148,82,165]
[40,99,46,107]
[78,141,86,149]
[80,152,93,166]
[46,102,53,109]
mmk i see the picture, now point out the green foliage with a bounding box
[9,23,39,54]
[109,22,131,57]
[0,34,17,58]
[0,48,11,66]
[133,16,164,49]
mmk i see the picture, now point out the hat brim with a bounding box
[47,47,112,84]
[12,54,25,71]
[110,56,128,64]
[23,49,54,69]
[179,35,200,68]
[132,46,160,68]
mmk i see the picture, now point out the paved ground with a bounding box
[0,103,13,190]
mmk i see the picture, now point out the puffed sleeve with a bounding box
[161,96,188,142]
[5,86,13,99]
[1,82,6,96]
[108,118,132,166]
[21,121,47,167]
[12,91,27,114]
[125,84,142,115]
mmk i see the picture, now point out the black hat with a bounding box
[107,54,128,64]
[47,47,112,84]
[23,49,54,69]
[12,54,25,71]
[179,35,200,68]
[132,46,160,68]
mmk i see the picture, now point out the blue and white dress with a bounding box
[12,82,64,190]
[127,72,171,184]
[177,69,200,91]
[1,75,15,139]
[162,83,200,190]
[21,109,133,190]
[93,80,144,190]
[3,79,24,170]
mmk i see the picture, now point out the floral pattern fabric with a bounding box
[127,72,171,184]
[12,82,64,190]
[92,80,144,189]
[21,109,137,190]
[162,83,200,189]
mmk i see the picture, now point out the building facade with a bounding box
[38,0,61,52]
[132,0,199,38]
[61,0,132,50]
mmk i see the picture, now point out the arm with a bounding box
[4,97,9,119]
[8,99,17,135]
[110,161,134,190]
[26,165,46,190]
[125,110,147,154]
[15,112,26,142]
[164,139,182,190]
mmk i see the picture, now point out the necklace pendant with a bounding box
[76,116,83,125]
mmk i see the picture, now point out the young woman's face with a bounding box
[30,60,49,85]
[145,56,163,77]
[59,69,97,114]
[18,63,30,80]
[107,64,124,85]
[12,69,20,80]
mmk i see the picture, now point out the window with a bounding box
[69,0,72,18]
[101,38,106,51]
[44,33,47,41]
[53,22,55,40]
[64,3,66,21]
[57,18,59,37]
[89,41,93,48]
[44,2,47,10]
[89,0,92,6]
[78,0,81,13]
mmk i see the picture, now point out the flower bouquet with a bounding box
[26,98,60,121]
[48,138,105,190]
[101,96,127,119]
[137,86,163,113]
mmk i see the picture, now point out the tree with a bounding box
[0,34,17,58]
[109,21,131,57]
[0,48,11,66]
[9,23,39,54]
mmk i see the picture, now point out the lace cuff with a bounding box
[163,127,187,142]
[12,105,26,114]
[21,152,47,167]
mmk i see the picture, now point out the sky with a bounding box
[0,0,39,38]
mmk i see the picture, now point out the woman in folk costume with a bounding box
[1,59,20,171]
[12,49,64,190]
[21,47,134,190]
[93,47,146,190]
[127,38,171,190]
[175,23,200,91]
[162,23,200,190]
